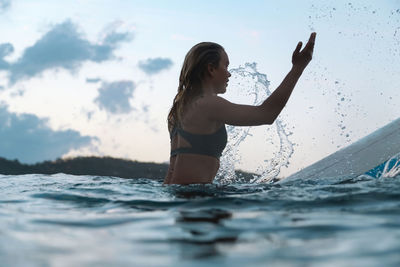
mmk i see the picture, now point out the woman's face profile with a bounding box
[210,50,231,94]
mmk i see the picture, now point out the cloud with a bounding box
[103,31,132,46]
[0,43,13,70]
[86,77,102,83]
[0,105,96,163]
[2,20,132,84]
[138,57,173,75]
[0,0,11,11]
[10,89,24,97]
[0,43,13,58]
[94,81,135,114]
[86,111,94,121]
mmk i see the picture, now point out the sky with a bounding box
[0,0,399,177]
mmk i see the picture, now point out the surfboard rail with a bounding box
[285,117,400,181]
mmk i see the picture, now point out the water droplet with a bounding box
[216,63,294,183]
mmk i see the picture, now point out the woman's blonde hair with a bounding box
[167,42,224,132]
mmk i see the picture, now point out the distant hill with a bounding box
[0,156,255,181]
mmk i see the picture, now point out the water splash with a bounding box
[362,151,400,179]
[215,63,294,184]
[382,152,400,178]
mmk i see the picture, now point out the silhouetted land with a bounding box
[0,156,255,181]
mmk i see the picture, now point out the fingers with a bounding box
[309,32,316,43]
[304,32,316,51]
[293,41,302,56]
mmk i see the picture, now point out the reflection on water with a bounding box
[1,173,400,266]
[174,209,234,259]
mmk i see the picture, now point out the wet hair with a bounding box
[167,42,224,132]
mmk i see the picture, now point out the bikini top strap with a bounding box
[169,126,178,139]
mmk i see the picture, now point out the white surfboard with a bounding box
[284,117,400,181]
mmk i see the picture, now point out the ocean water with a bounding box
[1,63,400,267]
[1,173,400,267]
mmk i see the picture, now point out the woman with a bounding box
[164,33,316,185]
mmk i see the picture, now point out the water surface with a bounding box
[1,173,399,266]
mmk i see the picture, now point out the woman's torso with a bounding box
[164,97,226,184]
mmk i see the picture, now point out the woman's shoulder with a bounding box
[184,95,223,122]
[193,94,227,106]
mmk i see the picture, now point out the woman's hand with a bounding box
[292,32,316,70]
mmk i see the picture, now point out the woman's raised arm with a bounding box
[204,32,316,126]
